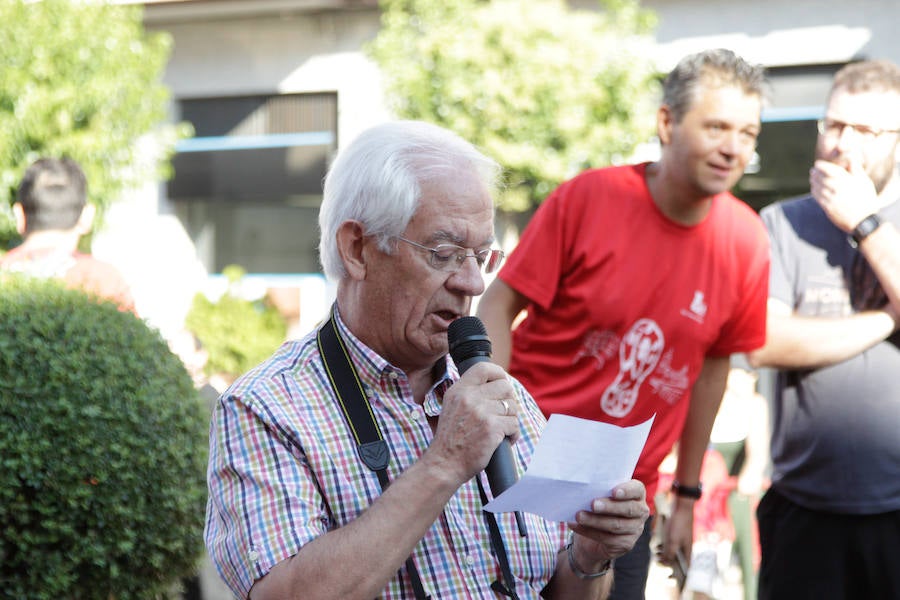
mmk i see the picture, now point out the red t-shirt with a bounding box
[1,246,137,314]
[499,164,769,499]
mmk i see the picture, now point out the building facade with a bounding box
[101,0,900,338]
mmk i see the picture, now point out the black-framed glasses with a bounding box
[395,236,505,274]
[817,117,900,141]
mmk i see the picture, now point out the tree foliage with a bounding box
[0,0,188,249]
[368,0,660,212]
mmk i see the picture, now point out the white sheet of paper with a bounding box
[483,413,654,522]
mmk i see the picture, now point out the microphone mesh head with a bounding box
[448,316,491,364]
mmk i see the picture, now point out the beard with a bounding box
[866,150,898,194]
[817,141,899,194]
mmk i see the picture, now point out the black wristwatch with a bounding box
[671,480,703,500]
[850,213,883,247]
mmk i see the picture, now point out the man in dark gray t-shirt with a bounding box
[749,60,900,600]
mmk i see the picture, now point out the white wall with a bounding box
[643,0,900,68]
[566,0,900,68]
[151,7,388,145]
[95,5,386,339]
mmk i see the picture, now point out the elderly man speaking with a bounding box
[204,120,648,600]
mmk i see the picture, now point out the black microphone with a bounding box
[448,316,526,537]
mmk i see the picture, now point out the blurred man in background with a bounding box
[749,59,900,600]
[1,157,136,313]
[478,49,770,599]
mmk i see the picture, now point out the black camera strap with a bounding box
[317,313,431,600]
[476,477,521,599]
[318,310,520,599]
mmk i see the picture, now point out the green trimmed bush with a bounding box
[0,276,209,599]
[186,264,288,380]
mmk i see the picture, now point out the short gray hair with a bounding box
[318,120,501,281]
[662,48,768,122]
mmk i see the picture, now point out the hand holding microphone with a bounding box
[448,316,527,537]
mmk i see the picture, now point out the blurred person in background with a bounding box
[0,157,136,314]
[663,357,768,600]
[478,49,770,599]
[748,59,900,599]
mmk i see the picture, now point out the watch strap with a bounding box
[671,480,703,500]
[850,213,883,246]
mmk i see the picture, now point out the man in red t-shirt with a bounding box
[1,157,136,314]
[478,49,770,599]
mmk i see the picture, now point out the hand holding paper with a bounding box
[484,414,654,522]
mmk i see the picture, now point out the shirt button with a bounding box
[249,549,260,562]
[388,371,399,380]
[410,409,421,422]
[465,554,475,567]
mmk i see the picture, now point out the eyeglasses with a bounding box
[395,236,505,274]
[817,118,900,141]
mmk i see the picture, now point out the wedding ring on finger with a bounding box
[500,399,510,416]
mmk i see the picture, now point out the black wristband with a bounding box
[671,480,703,500]
[850,213,883,247]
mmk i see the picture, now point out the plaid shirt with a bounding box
[205,309,567,598]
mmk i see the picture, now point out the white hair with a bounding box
[318,120,501,281]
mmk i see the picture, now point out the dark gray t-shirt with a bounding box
[761,195,900,514]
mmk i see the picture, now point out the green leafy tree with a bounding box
[0,0,189,249]
[368,0,660,213]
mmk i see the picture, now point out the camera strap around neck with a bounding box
[317,313,431,600]
[317,310,520,600]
